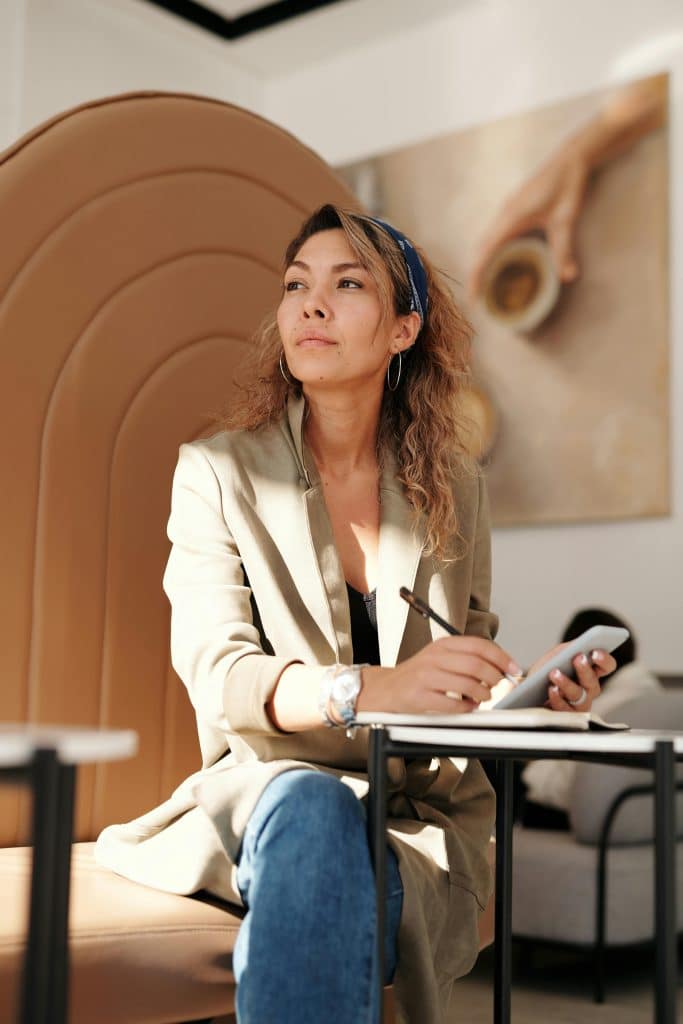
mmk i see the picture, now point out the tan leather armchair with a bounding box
[0,91,397,1023]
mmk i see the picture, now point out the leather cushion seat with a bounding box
[0,843,241,1023]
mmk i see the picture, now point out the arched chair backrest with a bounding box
[0,91,356,845]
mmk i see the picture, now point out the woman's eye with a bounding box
[283,277,362,292]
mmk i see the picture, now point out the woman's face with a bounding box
[277,228,417,391]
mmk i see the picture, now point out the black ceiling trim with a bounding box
[141,0,347,40]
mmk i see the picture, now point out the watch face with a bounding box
[332,669,360,704]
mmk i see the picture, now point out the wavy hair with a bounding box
[224,203,477,560]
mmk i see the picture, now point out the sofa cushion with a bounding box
[512,825,683,946]
[569,693,683,845]
[0,842,242,1023]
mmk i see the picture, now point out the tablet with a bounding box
[492,625,630,710]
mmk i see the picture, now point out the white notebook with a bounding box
[352,708,629,731]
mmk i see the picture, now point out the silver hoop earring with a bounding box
[279,351,296,385]
[386,351,402,392]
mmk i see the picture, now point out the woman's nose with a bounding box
[302,288,330,319]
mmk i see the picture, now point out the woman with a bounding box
[96,204,614,1023]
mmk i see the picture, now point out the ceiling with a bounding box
[203,1,280,14]
[139,0,462,76]
[142,0,349,41]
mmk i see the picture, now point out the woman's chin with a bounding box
[289,354,383,392]
[289,353,345,385]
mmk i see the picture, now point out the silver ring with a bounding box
[568,688,588,707]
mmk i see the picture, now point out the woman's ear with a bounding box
[392,311,421,353]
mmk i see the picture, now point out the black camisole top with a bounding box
[346,583,380,666]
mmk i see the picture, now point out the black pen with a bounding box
[399,586,525,685]
[399,586,461,636]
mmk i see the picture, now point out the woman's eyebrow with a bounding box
[287,260,366,273]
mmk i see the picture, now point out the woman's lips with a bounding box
[296,336,337,348]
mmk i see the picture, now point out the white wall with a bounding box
[16,0,264,140]
[264,0,683,671]
[6,0,682,669]
[0,0,26,151]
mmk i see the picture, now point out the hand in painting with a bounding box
[467,75,667,300]
[467,151,590,298]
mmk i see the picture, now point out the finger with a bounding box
[547,166,587,283]
[549,659,600,712]
[431,670,492,706]
[454,677,496,705]
[434,635,524,680]
[434,652,513,691]
[572,654,602,698]
[549,668,585,706]
[416,664,491,706]
[547,683,573,711]
[590,649,616,678]
[547,215,579,283]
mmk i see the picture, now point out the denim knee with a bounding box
[237,769,371,903]
[251,769,366,841]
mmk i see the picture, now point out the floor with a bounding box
[454,941,683,1022]
[209,941,683,1023]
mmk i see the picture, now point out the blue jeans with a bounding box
[234,769,404,1024]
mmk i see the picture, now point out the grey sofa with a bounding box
[511,691,683,1001]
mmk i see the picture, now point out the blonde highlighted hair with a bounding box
[224,204,477,561]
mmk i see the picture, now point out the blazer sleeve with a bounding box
[464,474,499,642]
[163,442,299,737]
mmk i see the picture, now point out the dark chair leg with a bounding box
[594,863,606,1004]
[593,940,605,1005]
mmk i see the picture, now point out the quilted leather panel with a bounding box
[0,92,355,844]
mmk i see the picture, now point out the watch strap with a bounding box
[318,663,368,728]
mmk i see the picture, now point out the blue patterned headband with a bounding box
[366,217,429,329]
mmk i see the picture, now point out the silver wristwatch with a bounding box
[319,664,368,730]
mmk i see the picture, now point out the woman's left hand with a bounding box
[544,647,616,713]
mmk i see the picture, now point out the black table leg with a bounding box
[20,750,76,1024]
[654,741,676,1024]
[494,758,514,1024]
[51,762,76,1022]
[21,749,60,1023]
[368,725,388,1022]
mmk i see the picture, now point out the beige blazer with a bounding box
[95,395,498,1024]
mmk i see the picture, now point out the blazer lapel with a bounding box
[376,456,426,667]
[285,396,353,664]
[285,396,426,668]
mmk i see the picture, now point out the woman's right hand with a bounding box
[357,636,524,716]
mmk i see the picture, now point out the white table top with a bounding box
[0,724,138,767]
[384,725,683,756]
